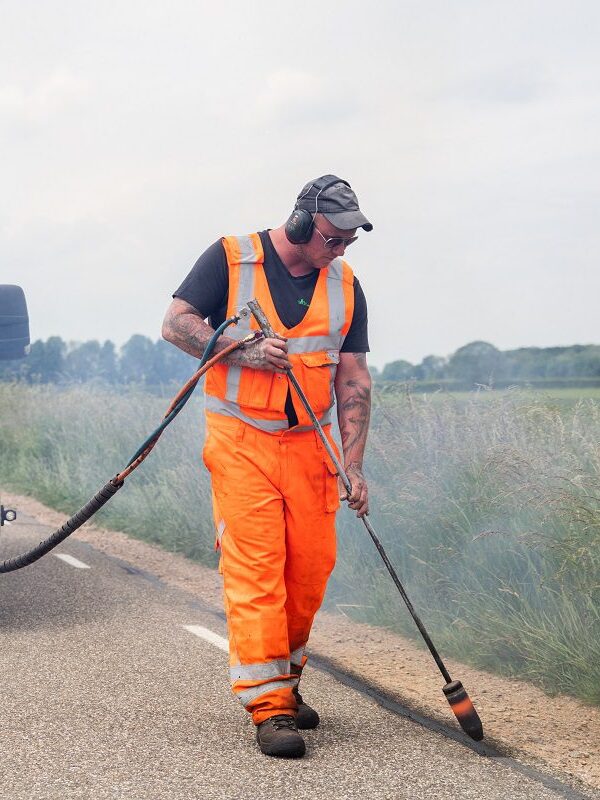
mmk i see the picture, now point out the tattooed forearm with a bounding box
[161,298,286,370]
[162,301,213,358]
[335,355,372,468]
[338,380,371,461]
[162,300,245,362]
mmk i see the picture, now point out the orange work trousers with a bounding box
[202,412,340,725]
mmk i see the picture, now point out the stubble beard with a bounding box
[297,244,332,271]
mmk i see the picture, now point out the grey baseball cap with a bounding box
[296,175,373,232]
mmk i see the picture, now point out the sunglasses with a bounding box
[313,222,358,250]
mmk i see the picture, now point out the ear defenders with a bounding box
[285,176,351,245]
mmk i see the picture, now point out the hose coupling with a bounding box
[241,331,263,346]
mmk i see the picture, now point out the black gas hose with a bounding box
[0,316,255,574]
[0,479,123,572]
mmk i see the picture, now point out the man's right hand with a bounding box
[242,335,290,372]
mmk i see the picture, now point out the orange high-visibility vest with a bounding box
[204,233,355,431]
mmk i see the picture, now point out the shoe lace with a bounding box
[270,715,297,731]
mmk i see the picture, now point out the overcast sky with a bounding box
[2,1,599,368]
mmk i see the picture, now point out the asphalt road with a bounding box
[0,515,593,800]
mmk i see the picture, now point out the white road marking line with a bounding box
[54,553,91,569]
[182,624,229,653]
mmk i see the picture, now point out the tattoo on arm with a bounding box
[162,302,216,359]
[335,354,372,467]
[339,379,371,456]
[162,299,260,367]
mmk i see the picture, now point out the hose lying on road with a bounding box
[0,316,257,574]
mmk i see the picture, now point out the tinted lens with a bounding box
[326,235,358,249]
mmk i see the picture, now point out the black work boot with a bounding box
[256,714,306,758]
[293,687,320,730]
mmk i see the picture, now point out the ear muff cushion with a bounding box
[285,208,314,244]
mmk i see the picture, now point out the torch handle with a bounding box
[246,299,278,339]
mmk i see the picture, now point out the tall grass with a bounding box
[0,382,598,704]
[328,388,600,704]
[0,383,216,563]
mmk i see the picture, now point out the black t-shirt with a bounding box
[173,230,369,427]
[173,230,369,352]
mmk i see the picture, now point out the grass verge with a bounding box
[1,382,598,704]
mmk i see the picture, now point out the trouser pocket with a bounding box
[324,455,340,513]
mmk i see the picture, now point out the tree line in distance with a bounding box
[1,336,599,389]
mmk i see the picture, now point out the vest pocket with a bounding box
[236,367,288,411]
[295,351,339,415]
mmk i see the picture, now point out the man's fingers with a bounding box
[346,485,361,504]
[349,483,362,503]
[265,336,288,353]
[243,337,291,372]
[264,344,289,357]
[267,352,289,364]
[351,496,369,517]
[264,344,290,364]
[348,485,369,516]
[339,474,369,515]
[261,343,291,372]
[339,468,369,517]
[270,357,291,369]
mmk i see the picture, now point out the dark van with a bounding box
[0,285,30,360]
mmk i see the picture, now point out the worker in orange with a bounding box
[162,175,373,758]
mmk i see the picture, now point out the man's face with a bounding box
[300,213,358,269]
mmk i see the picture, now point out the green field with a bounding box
[1,382,599,705]
[375,383,600,405]
[445,386,600,401]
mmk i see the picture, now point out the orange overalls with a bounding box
[203,233,354,724]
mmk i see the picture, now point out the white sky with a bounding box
[2,0,599,368]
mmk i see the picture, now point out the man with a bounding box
[162,175,372,758]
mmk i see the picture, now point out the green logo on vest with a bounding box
[297,298,309,307]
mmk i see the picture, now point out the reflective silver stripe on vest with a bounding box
[287,335,340,355]
[290,645,306,667]
[206,394,332,432]
[212,243,349,423]
[230,659,290,683]
[206,394,288,431]
[327,257,346,341]
[235,677,299,707]
[225,236,257,402]
[283,265,346,355]
[216,518,226,545]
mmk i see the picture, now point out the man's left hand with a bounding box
[339,463,369,518]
